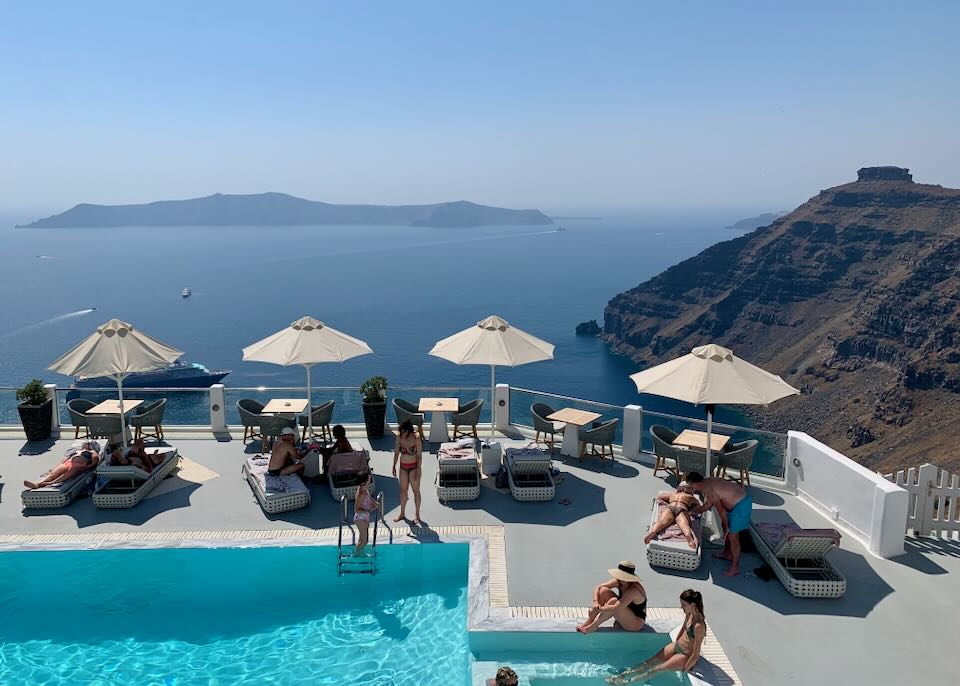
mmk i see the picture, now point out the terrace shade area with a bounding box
[2,429,959,686]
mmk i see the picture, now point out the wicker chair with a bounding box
[258,414,297,451]
[299,400,335,442]
[531,402,564,454]
[650,425,680,479]
[578,418,619,466]
[130,399,166,443]
[452,399,484,439]
[392,398,425,440]
[66,398,96,439]
[675,445,708,481]
[717,439,759,486]
[237,399,265,444]
[86,414,123,440]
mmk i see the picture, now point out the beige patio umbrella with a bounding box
[241,316,373,438]
[429,315,555,440]
[629,343,799,474]
[48,318,183,450]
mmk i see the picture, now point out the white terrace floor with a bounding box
[2,429,959,686]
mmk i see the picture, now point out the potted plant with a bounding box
[17,378,53,442]
[359,376,388,438]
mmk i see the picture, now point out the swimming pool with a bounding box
[470,632,693,686]
[0,543,469,685]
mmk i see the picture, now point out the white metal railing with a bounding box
[885,464,960,538]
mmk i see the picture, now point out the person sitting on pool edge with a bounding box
[268,427,304,476]
[486,666,519,686]
[576,560,647,633]
[606,589,706,684]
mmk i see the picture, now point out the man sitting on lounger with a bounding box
[644,486,701,549]
[685,472,752,576]
[24,441,100,489]
[268,426,304,476]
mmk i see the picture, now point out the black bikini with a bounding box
[615,587,647,619]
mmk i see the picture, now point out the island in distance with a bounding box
[18,193,554,229]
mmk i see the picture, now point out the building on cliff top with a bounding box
[857,166,913,182]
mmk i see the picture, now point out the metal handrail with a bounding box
[374,491,392,546]
[640,408,787,440]
[337,494,354,551]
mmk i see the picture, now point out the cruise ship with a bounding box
[74,360,230,388]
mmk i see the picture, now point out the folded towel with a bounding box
[264,474,287,493]
[439,447,475,460]
[755,522,841,550]
[454,437,475,449]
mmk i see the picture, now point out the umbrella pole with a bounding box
[705,404,714,477]
[490,364,496,441]
[306,365,313,441]
[117,375,128,450]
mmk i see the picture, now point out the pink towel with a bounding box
[655,502,701,541]
[328,451,369,474]
[438,447,475,460]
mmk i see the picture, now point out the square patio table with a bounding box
[261,398,309,417]
[673,429,730,453]
[418,398,459,442]
[547,408,601,458]
[88,399,144,415]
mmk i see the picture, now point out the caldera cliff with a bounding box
[603,167,960,472]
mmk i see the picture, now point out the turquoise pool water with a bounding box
[471,632,692,686]
[0,543,469,685]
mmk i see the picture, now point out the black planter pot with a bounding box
[18,398,53,442]
[362,402,386,439]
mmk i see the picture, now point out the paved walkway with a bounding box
[2,433,959,685]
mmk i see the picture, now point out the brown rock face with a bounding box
[603,168,960,472]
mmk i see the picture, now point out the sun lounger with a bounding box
[750,519,846,598]
[436,440,480,502]
[327,450,374,501]
[242,454,311,514]
[21,441,101,510]
[92,448,180,508]
[645,498,702,571]
[505,446,555,502]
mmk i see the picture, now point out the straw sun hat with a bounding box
[608,560,642,583]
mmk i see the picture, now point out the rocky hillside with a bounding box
[603,167,960,472]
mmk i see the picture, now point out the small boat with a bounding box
[556,226,567,232]
[181,287,191,298]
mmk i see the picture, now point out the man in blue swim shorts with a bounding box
[685,472,751,577]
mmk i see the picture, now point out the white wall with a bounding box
[787,431,908,558]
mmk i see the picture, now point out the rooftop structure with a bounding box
[1,382,957,684]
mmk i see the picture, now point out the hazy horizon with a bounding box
[2,1,957,212]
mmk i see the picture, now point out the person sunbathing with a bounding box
[607,589,706,685]
[24,442,100,489]
[644,487,701,549]
[109,438,164,473]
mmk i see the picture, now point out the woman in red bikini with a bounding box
[392,419,423,524]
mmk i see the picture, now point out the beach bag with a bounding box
[494,465,509,489]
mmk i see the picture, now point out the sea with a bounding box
[0,210,758,424]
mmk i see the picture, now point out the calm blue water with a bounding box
[0,211,751,419]
[0,543,469,685]
[471,631,691,685]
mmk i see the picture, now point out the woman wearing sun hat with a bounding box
[576,561,647,633]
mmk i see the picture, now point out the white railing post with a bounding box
[621,404,643,460]
[209,384,227,433]
[494,383,510,432]
[44,383,60,437]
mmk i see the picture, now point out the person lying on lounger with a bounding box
[607,589,706,685]
[23,441,101,489]
[643,486,701,549]
[576,561,647,634]
[110,438,164,473]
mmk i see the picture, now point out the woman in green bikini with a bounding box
[607,589,705,685]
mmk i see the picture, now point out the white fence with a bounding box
[885,464,960,539]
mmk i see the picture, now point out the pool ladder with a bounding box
[337,492,392,576]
